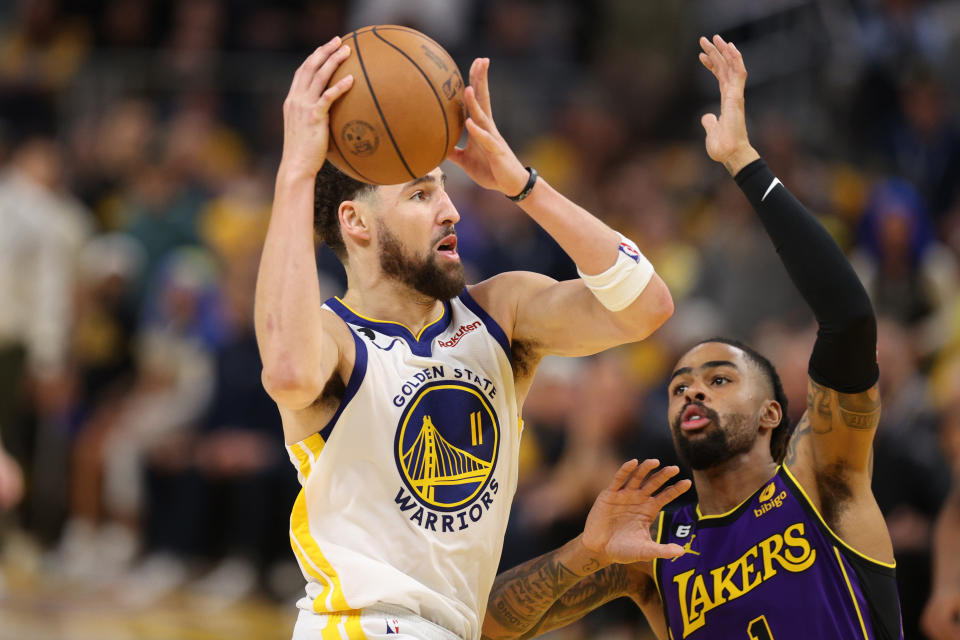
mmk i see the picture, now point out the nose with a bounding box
[684,382,707,404]
[437,190,460,226]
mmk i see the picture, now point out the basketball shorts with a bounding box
[292,603,463,640]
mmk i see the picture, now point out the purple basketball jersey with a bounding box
[653,466,903,640]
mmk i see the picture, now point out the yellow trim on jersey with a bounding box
[287,433,326,482]
[695,467,780,520]
[321,612,343,640]
[651,511,664,601]
[290,490,350,612]
[335,297,446,340]
[834,546,871,640]
[783,465,896,569]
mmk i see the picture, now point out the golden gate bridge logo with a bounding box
[395,383,499,510]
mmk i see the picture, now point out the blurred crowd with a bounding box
[1,0,959,638]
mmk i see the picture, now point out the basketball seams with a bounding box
[351,30,417,181]
[371,26,450,168]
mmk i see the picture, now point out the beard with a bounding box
[670,403,757,470]
[378,221,465,301]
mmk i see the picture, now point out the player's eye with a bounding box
[711,376,729,385]
[411,190,428,201]
[672,384,687,396]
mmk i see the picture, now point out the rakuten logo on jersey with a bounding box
[437,321,482,348]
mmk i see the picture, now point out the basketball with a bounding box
[325,25,466,185]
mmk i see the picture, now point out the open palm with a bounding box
[581,459,691,565]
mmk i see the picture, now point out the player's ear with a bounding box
[759,399,782,431]
[339,200,372,246]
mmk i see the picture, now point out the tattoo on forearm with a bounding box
[520,565,634,639]
[487,553,581,633]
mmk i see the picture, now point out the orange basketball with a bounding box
[326,25,466,185]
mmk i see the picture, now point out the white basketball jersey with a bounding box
[285,288,521,640]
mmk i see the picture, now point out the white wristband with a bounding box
[577,234,655,311]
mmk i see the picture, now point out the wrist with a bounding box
[567,535,609,575]
[722,145,760,176]
[277,160,320,186]
[502,163,532,198]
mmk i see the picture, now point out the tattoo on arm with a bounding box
[837,392,881,430]
[486,553,582,635]
[785,414,811,467]
[808,381,834,433]
[518,565,634,639]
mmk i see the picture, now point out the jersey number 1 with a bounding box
[748,615,774,640]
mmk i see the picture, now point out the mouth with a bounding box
[435,234,459,262]
[680,404,712,432]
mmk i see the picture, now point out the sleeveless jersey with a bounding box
[285,288,520,640]
[653,465,903,640]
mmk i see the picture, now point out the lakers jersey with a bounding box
[654,466,903,640]
[285,288,520,640]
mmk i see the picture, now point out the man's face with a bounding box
[667,342,771,470]
[371,168,465,300]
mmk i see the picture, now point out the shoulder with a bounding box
[467,271,558,342]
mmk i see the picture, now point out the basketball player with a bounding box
[480,35,904,640]
[255,37,683,640]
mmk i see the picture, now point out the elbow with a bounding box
[261,361,324,410]
[618,275,674,341]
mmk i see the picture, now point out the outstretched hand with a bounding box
[581,459,691,566]
[698,35,759,176]
[447,58,529,197]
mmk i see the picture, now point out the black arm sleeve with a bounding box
[734,158,879,394]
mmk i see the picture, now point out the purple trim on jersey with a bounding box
[317,329,368,443]
[458,287,511,361]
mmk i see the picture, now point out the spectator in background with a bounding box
[0,137,92,529]
[851,179,958,325]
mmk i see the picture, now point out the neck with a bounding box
[341,266,445,336]
[692,447,778,516]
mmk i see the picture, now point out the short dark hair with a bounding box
[314,162,377,260]
[694,337,793,463]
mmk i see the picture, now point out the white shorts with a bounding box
[292,603,462,640]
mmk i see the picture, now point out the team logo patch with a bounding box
[395,380,499,511]
[758,482,777,502]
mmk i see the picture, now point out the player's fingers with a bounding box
[307,44,351,101]
[652,542,686,559]
[292,37,342,92]
[608,459,640,491]
[464,86,494,130]
[701,113,718,135]
[477,58,493,117]
[624,459,660,490]
[700,37,728,81]
[638,465,680,496]
[316,74,354,114]
[654,478,692,510]
[464,117,498,152]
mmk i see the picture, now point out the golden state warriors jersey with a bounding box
[285,288,520,640]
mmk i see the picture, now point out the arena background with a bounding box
[1,0,959,638]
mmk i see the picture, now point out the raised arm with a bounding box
[483,460,690,639]
[922,475,960,640]
[449,59,673,360]
[255,39,354,413]
[700,35,889,556]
